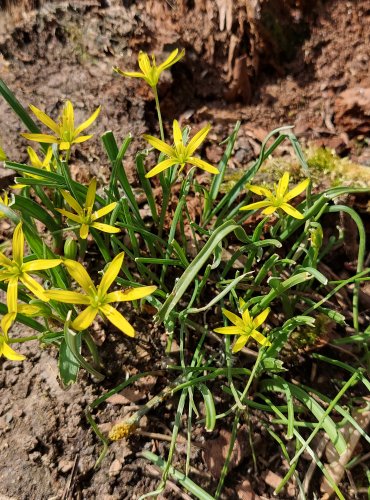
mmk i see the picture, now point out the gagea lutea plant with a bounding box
[0,47,369,500]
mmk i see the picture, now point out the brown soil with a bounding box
[0,1,369,498]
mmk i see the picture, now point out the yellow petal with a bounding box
[142,134,175,157]
[27,146,43,168]
[45,289,91,304]
[221,308,244,328]
[21,133,59,144]
[232,335,248,353]
[247,185,273,198]
[2,342,26,361]
[280,203,304,219]
[23,259,61,272]
[91,222,120,234]
[284,178,310,202]
[74,106,101,137]
[80,224,89,239]
[157,48,185,72]
[113,67,145,79]
[100,304,135,337]
[85,178,97,211]
[71,306,97,331]
[250,329,271,346]
[91,202,117,221]
[214,326,245,335]
[72,135,93,144]
[7,277,18,313]
[63,259,95,293]
[106,285,157,303]
[276,172,290,198]
[12,222,24,266]
[262,206,276,215]
[29,104,60,135]
[173,120,183,146]
[60,190,83,214]
[63,100,75,133]
[43,147,53,168]
[186,124,211,157]
[187,157,219,174]
[0,252,12,266]
[242,308,251,326]
[20,274,48,301]
[98,252,124,297]
[59,141,71,150]
[253,308,270,328]
[145,158,178,178]
[56,208,83,224]
[1,312,16,338]
[138,52,152,77]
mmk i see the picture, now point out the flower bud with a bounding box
[64,237,77,260]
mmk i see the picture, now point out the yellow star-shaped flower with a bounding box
[240,172,309,219]
[57,178,120,240]
[22,100,100,151]
[45,253,157,337]
[0,313,25,361]
[0,222,62,313]
[114,49,185,88]
[143,120,219,178]
[214,300,271,352]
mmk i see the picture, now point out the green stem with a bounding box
[153,86,164,141]
[8,334,40,343]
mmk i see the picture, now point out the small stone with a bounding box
[108,459,122,477]
[58,459,74,474]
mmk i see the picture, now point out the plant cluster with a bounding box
[0,48,369,499]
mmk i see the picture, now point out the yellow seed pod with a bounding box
[109,420,138,441]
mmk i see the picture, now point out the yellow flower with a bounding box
[13,146,53,189]
[143,120,219,178]
[0,313,25,361]
[114,49,185,88]
[240,172,309,219]
[0,145,7,161]
[21,100,101,151]
[0,191,10,218]
[45,253,157,337]
[56,178,120,240]
[214,300,271,352]
[0,222,62,313]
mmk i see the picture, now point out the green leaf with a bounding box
[198,383,216,431]
[58,338,80,386]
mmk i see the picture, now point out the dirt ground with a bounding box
[0,0,369,498]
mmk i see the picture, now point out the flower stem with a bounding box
[153,86,164,141]
[8,334,40,344]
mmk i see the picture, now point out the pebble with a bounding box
[108,459,122,477]
[58,459,74,473]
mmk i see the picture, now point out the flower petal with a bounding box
[187,156,219,174]
[284,178,310,201]
[45,290,91,304]
[250,329,271,346]
[27,146,43,168]
[0,252,12,266]
[221,308,244,328]
[247,185,273,198]
[91,222,120,234]
[79,223,89,239]
[262,206,277,215]
[157,48,185,72]
[276,172,290,198]
[13,222,24,266]
[106,285,157,303]
[23,259,61,272]
[21,133,59,144]
[72,135,93,144]
[85,178,97,211]
[71,306,97,331]
[29,105,60,135]
[253,308,270,328]
[113,67,145,79]
[145,158,178,178]
[138,51,152,76]
[98,253,124,297]
[186,124,211,156]
[56,209,82,224]
[2,342,26,361]
[91,202,117,221]
[142,134,175,157]
[100,304,135,337]
[20,274,47,301]
[1,312,16,337]
[214,326,245,335]
[60,190,83,214]
[173,120,183,147]
[74,106,101,137]
[7,277,18,313]
[232,335,248,353]
[239,201,271,211]
[63,259,95,293]
[242,308,251,326]
[280,203,304,219]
